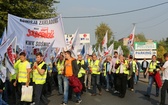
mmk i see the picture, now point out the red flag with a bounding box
[128,25,135,47]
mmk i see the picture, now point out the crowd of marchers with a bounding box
[0,51,168,105]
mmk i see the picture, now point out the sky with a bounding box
[56,0,168,44]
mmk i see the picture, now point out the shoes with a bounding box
[99,92,102,96]
[30,102,35,105]
[105,89,109,92]
[60,102,67,105]
[88,87,91,90]
[91,94,96,96]
[144,94,150,98]
[75,99,82,104]
[118,94,125,98]
[156,94,159,97]
[131,89,134,92]
[114,90,119,94]
[58,93,63,96]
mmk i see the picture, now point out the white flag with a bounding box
[67,29,80,50]
[0,65,7,83]
[6,36,17,75]
[0,39,10,60]
[117,46,123,56]
[102,30,108,54]
[88,45,93,55]
[98,44,102,56]
[128,25,135,47]
[43,41,55,64]
[108,43,114,56]
[1,27,7,45]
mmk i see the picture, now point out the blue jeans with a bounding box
[76,92,81,101]
[91,74,101,94]
[105,74,110,89]
[146,75,159,95]
[0,93,8,105]
[134,71,140,83]
[63,77,69,103]
[57,74,64,94]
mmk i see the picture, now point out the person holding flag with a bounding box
[13,52,32,105]
[32,52,48,105]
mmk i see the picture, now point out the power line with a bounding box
[62,1,168,19]
[138,17,168,29]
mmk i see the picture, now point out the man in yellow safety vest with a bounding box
[32,52,47,105]
[90,54,101,96]
[13,52,32,104]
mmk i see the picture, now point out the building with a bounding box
[118,37,129,46]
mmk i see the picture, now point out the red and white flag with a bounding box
[128,25,136,47]
[44,40,55,64]
[108,43,114,56]
[102,30,108,54]
[6,36,17,75]
[67,29,79,50]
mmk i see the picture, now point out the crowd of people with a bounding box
[0,50,168,105]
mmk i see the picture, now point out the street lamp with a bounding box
[53,0,60,3]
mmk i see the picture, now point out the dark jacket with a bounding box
[77,60,87,70]
[72,59,79,77]
[141,61,149,69]
[0,79,4,91]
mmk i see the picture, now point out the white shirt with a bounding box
[112,57,118,73]
[162,61,168,80]
[143,61,147,68]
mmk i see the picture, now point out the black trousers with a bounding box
[113,73,118,91]
[117,74,127,97]
[10,79,18,104]
[160,80,168,104]
[128,73,135,89]
[142,68,147,78]
[52,72,58,88]
[34,84,43,105]
[78,75,86,92]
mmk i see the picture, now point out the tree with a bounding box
[134,33,147,42]
[0,0,57,37]
[157,45,167,61]
[95,23,113,50]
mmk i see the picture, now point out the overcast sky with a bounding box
[56,0,168,44]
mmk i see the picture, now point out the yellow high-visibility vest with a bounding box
[57,60,65,74]
[18,60,30,83]
[103,62,107,76]
[130,60,137,73]
[148,61,159,72]
[116,60,129,75]
[33,61,47,84]
[10,59,21,81]
[77,60,86,78]
[90,60,100,75]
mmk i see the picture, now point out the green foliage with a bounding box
[134,33,147,42]
[95,23,113,50]
[158,37,168,53]
[0,0,57,37]
[157,45,167,61]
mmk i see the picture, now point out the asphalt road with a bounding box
[48,82,168,105]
